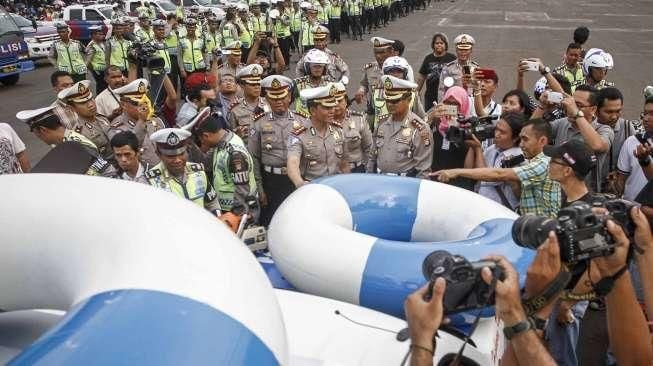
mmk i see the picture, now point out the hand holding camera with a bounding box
[479,255,525,325]
[519,58,544,73]
[560,94,580,117]
[404,278,446,348]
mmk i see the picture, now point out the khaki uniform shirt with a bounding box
[360,61,382,112]
[368,111,433,178]
[108,114,163,168]
[217,62,245,79]
[340,110,373,167]
[73,115,113,161]
[228,97,269,144]
[437,60,478,102]
[287,120,348,181]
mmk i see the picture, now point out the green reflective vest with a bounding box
[180,37,206,72]
[204,31,221,55]
[55,40,87,74]
[109,37,132,70]
[347,0,361,15]
[290,10,302,32]
[250,14,267,33]
[135,26,154,42]
[164,28,179,55]
[156,47,171,74]
[300,21,315,46]
[88,41,106,72]
[238,19,253,47]
[221,22,238,47]
[175,5,184,19]
[274,12,292,37]
[146,162,210,208]
[330,4,342,17]
[212,134,257,211]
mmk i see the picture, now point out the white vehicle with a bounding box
[183,0,227,16]
[10,13,59,60]
[124,0,177,18]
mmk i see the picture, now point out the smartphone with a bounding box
[462,65,471,75]
[547,91,563,104]
[521,60,539,72]
[475,68,493,80]
[443,105,458,116]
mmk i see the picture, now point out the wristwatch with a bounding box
[529,315,548,332]
[503,318,533,340]
[540,66,551,76]
[574,110,585,119]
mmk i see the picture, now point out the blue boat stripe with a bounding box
[10,289,279,366]
[315,174,421,241]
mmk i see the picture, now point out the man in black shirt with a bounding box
[545,139,597,207]
[416,33,456,108]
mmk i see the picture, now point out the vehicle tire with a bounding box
[0,74,20,86]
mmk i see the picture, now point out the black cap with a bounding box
[544,140,597,178]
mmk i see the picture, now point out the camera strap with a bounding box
[521,270,572,315]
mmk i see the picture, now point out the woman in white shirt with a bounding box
[0,123,30,174]
[463,111,526,210]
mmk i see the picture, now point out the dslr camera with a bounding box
[500,154,525,168]
[422,250,504,314]
[445,115,498,145]
[512,200,636,263]
[127,40,166,71]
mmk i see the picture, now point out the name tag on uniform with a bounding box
[441,137,450,151]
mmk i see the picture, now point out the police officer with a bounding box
[146,128,221,213]
[186,108,260,221]
[328,0,342,43]
[249,1,268,34]
[287,84,350,187]
[293,48,332,115]
[248,75,304,226]
[215,41,245,80]
[85,26,107,93]
[355,36,394,128]
[204,15,222,68]
[151,19,172,76]
[109,78,163,167]
[220,4,240,48]
[437,33,478,102]
[163,15,182,91]
[270,2,293,65]
[236,4,253,62]
[299,4,318,53]
[17,105,115,177]
[49,23,87,83]
[177,18,207,80]
[58,80,113,162]
[368,75,432,178]
[230,64,269,143]
[295,25,350,83]
[290,0,302,52]
[135,13,154,42]
[345,0,363,41]
[105,18,133,74]
[332,81,372,173]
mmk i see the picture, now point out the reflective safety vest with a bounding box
[275,12,292,37]
[204,31,221,56]
[63,129,98,152]
[238,19,253,47]
[164,28,179,55]
[317,4,329,24]
[146,162,212,208]
[347,0,361,15]
[156,46,171,74]
[300,21,315,46]
[250,14,267,33]
[135,27,154,42]
[88,41,106,72]
[180,37,206,72]
[212,134,257,211]
[109,37,132,70]
[54,40,87,75]
[290,10,302,32]
[175,5,184,19]
[221,22,238,47]
[293,76,329,115]
[372,89,418,129]
[330,4,342,18]
[364,0,374,9]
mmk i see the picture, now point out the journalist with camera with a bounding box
[433,118,561,218]
[404,201,653,366]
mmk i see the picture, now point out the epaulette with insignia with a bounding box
[290,124,307,136]
[294,109,310,119]
[411,119,431,146]
[350,110,364,116]
[470,61,479,66]
[110,120,123,128]
[97,115,111,126]
[145,168,162,179]
[188,162,205,172]
[329,120,343,128]
[362,62,374,70]
[230,99,240,109]
[410,119,424,130]
[253,111,266,121]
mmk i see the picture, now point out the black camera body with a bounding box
[512,201,621,263]
[127,40,166,71]
[500,154,525,168]
[635,131,653,152]
[422,250,504,314]
[445,115,498,145]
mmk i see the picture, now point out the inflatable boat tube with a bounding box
[268,174,535,326]
[0,174,287,365]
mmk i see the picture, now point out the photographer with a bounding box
[433,118,561,218]
[463,112,525,210]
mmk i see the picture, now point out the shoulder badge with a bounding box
[411,119,431,146]
[329,120,343,128]
[110,120,123,128]
[145,168,162,179]
[253,110,266,121]
[350,110,364,117]
[294,109,310,119]
[470,61,479,66]
[291,124,307,136]
[188,162,205,172]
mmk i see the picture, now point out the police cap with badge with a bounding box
[454,33,475,50]
[312,25,330,41]
[150,128,192,156]
[113,78,149,102]
[332,81,347,102]
[381,75,417,102]
[16,106,60,131]
[370,36,394,52]
[151,19,167,28]
[58,80,94,105]
[236,64,263,85]
[222,40,242,56]
[260,75,293,99]
[300,84,339,108]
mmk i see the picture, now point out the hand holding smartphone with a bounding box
[520,59,540,72]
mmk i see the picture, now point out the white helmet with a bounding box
[583,48,612,74]
[268,8,280,19]
[382,56,410,73]
[304,49,330,65]
[237,3,249,12]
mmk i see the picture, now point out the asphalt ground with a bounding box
[2,0,652,164]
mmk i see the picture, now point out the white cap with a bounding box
[113,78,149,99]
[237,3,249,11]
[453,33,475,49]
[58,80,93,103]
[235,64,264,83]
[380,75,417,101]
[370,36,394,49]
[222,40,242,55]
[304,48,330,64]
[183,107,212,132]
[152,19,167,27]
[300,84,338,107]
[150,128,192,155]
[16,105,57,127]
[261,75,293,99]
[382,56,410,73]
[331,81,347,100]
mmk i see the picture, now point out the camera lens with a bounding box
[422,250,454,280]
[511,215,558,249]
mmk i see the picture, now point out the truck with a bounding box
[0,6,34,86]
[124,0,177,19]
[10,13,60,61]
[63,4,113,44]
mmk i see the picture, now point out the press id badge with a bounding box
[441,137,450,150]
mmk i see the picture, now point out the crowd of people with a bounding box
[2,0,653,364]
